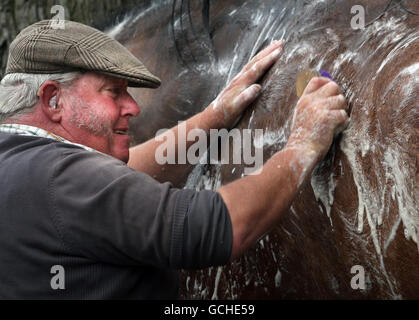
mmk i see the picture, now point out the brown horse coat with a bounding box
[108,0,419,299]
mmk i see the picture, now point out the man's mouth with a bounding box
[114,129,128,135]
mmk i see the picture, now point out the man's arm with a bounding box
[128,40,284,184]
[218,77,349,260]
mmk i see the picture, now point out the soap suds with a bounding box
[311,169,336,227]
[211,266,223,300]
[274,269,282,288]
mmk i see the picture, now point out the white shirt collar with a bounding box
[0,123,99,153]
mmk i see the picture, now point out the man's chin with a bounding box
[110,147,129,163]
[117,152,129,163]
[112,134,131,163]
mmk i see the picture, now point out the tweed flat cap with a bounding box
[5,20,161,88]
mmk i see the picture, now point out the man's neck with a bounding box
[2,111,76,144]
[0,122,99,154]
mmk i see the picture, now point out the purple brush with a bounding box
[319,70,334,81]
[296,69,336,98]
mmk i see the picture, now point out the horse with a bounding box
[107,0,419,299]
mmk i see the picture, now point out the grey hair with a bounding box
[0,72,82,123]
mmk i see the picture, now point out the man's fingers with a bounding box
[241,47,282,86]
[229,40,283,87]
[330,109,350,136]
[318,80,341,97]
[329,109,349,127]
[325,94,348,111]
[244,40,284,71]
[303,77,332,95]
[232,84,262,109]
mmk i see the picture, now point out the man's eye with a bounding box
[108,88,122,95]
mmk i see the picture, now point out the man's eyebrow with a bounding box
[97,76,107,89]
[102,76,127,87]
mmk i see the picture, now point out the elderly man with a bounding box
[0,20,348,299]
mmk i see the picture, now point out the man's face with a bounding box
[60,72,140,163]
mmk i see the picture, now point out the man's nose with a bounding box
[120,92,140,117]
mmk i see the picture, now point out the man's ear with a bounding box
[38,81,62,123]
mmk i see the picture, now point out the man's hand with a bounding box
[287,77,349,160]
[207,40,284,128]
[128,40,284,184]
[219,76,349,260]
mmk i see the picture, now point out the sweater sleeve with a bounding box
[48,146,232,269]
